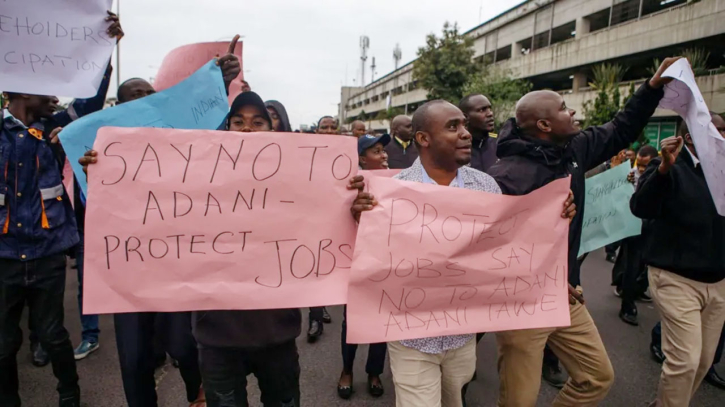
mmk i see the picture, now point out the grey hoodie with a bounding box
[265,100,292,132]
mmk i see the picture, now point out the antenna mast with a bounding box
[359,36,369,86]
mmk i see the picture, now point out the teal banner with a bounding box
[578,162,642,256]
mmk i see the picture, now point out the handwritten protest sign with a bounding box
[346,176,571,344]
[578,162,641,256]
[0,0,115,98]
[83,128,358,314]
[59,60,228,195]
[359,169,402,179]
[660,59,725,216]
[154,41,244,104]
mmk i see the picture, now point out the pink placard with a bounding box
[359,169,402,179]
[83,127,358,314]
[346,175,572,344]
[62,159,74,209]
[154,41,244,104]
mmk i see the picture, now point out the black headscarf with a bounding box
[264,100,292,132]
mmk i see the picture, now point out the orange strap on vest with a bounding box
[2,162,7,233]
[2,205,8,234]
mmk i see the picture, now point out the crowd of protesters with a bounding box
[1,9,724,407]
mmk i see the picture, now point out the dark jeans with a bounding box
[652,322,725,367]
[341,306,386,375]
[199,340,300,407]
[0,255,79,406]
[611,236,648,304]
[114,312,201,407]
[75,233,99,343]
[309,307,323,324]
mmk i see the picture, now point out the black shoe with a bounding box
[59,394,80,407]
[31,342,50,367]
[613,286,622,297]
[638,290,653,303]
[705,367,725,390]
[619,303,639,326]
[307,320,323,343]
[322,307,332,324]
[606,254,616,263]
[542,363,566,389]
[337,371,353,399]
[650,344,665,364]
[154,353,166,369]
[367,375,384,398]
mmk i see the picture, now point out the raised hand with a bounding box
[217,35,242,90]
[649,56,683,89]
[658,136,683,174]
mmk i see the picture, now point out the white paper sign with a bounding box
[659,59,725,216]
[0,0,115,98]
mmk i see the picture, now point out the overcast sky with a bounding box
[111,0,524,129]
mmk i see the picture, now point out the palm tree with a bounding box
[589,63,627,91]
[650,48,710,76]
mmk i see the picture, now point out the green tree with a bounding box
[582,63,627,128]
[358,110,368,122]
[462,65,532,129]
[413,22,480,104]
[650,48,710,76]
[375,106,404,122]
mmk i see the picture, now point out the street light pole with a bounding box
[116,0,121,88]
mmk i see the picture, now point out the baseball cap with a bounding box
[358,133,391,155]
[226,91,272,129]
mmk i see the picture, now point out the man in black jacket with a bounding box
[459,92,567,389]
[631,114,725,406]
[487,57,680,406]
[385,115,418,169]
[459,94,498,172]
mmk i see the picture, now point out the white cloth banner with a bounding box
[659,59,725,216]
[0,0,115,98]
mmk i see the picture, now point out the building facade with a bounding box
[340,0,725,148]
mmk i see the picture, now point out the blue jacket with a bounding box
[0,65,112,260]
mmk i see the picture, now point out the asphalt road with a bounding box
[15,249,724,406]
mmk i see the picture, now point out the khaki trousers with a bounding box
[649,267,725,407]
[388,338,476,407]
[496,299,614,407]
